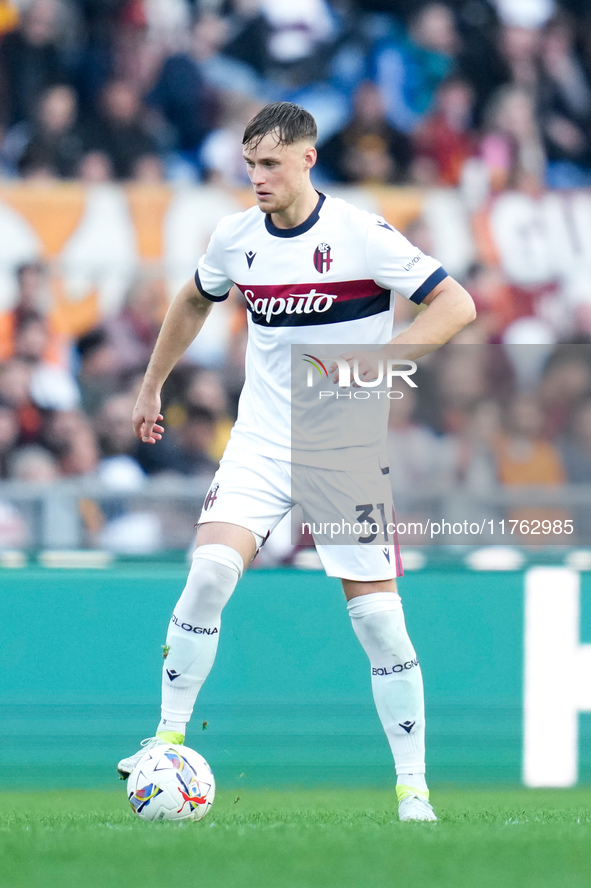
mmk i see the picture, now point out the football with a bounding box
[127,743,215,822]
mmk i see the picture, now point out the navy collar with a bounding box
[265,192,325,238]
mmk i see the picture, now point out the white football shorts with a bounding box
[198,439,402,581]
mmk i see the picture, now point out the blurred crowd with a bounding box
[3,0,591,554]
[0,0,591,188]
[0,262,243,552]
[386,342,591,544]
[2,253,591,551]
[0,261,239,549]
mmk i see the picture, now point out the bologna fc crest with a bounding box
[203,482,219,510]
[313,243,332,273]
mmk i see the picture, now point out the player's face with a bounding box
[243,132,316,215]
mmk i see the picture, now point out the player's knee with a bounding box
[193,543,244,577]
[348,592,416,660]
[179,544,243,614]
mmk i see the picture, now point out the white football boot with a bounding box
[117,737,168,780]
[398,794,438,822]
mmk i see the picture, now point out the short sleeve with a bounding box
[194,224,233,302]
[366,217,448,304]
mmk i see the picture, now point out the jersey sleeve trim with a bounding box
[194,269,230,302]
[409,267,448,305]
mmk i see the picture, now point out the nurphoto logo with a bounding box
[303,354,418,399]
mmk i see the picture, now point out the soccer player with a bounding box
[118,102,476,822]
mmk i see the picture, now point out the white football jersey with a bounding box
[195,192,446,461]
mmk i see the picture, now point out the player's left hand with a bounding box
[143,418,164,444]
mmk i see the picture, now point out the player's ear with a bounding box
[303,146,317,171]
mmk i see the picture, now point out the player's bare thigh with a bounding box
[195,521,258,567]
[342,577,399,601]
[196,524,399,598]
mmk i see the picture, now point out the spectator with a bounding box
[539,12,591,187]
[146,14,224,164]
[12,313,80,411]
[7,443,60,481]
[94,390,146,490]
[222,0,273,77]
[0,399,19,478]
[76,328,121,414]
[2,83,84,178]
[429,345,490,435]
[38,404,105,541]
[371,3,459,133]
[131,152,165,182]
[110,0,169,95]
[74,1,180,105]
[0,261,69,365]
[496,22,542,90]
[55,414,100,477]
[0,358,41,443]
[12,260,52,317]
[412,77,478,186]
[200,91,263,186]
[480,84,546,190]
[77,148,114,182]
[172,404,218,476]
[42,406,89,455]
[94,390,137,458]
[320,80,413,184]
[102,275,167,375]
[495,391,569,536]
[184,367,234,461]
[257,0,338,87]
[83,79,160,180]
[72,0,176,109]
[537,346,591,437]
[72,0,122,111]
[16,142,58,179]
[437,397,503,534]
[0,0,68,127]
[386,387,441,527]
[454,0,507,123]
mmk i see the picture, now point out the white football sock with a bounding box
[158,544,243,735]
[347,591,426,787]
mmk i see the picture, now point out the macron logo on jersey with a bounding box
[245,250,256,268]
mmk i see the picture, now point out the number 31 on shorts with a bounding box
[355,503,390,543]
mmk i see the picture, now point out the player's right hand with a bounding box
[132,392,164,444]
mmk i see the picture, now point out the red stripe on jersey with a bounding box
[235,280,391,327]
[236,279,389,304]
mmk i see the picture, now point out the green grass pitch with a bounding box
[1,787,591,888]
